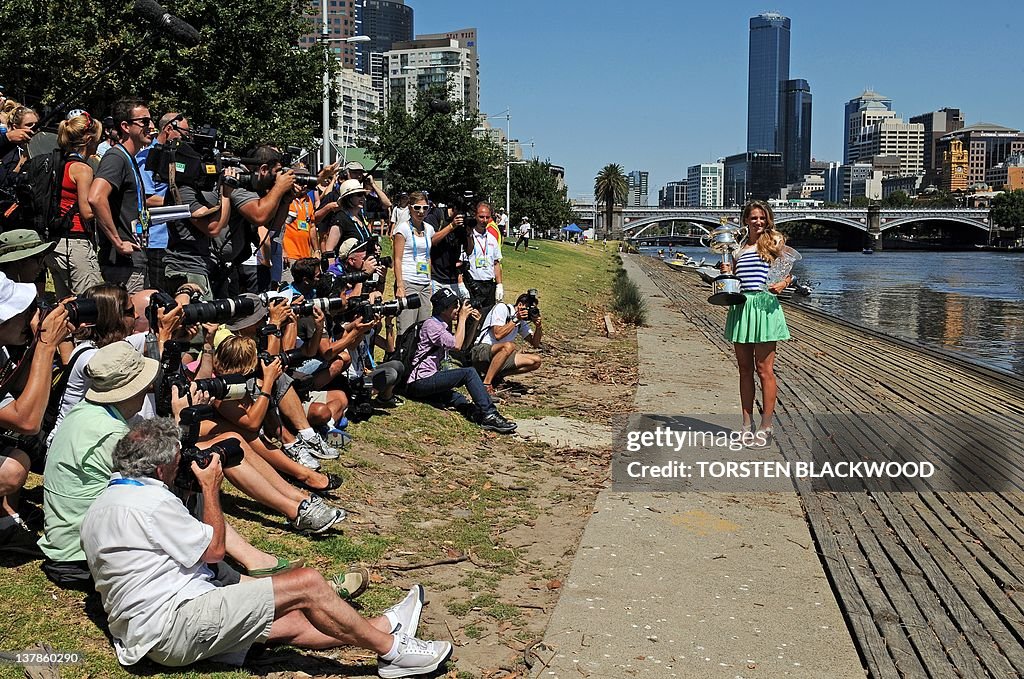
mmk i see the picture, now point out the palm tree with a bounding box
[594,164,629,238]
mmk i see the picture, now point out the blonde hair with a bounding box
[741,200,784,262]
[213,335,258,376]
[0,100,22,125]
[58,114,102,151]
[9,105,38,129]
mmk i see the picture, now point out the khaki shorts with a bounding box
[301,390,330,415]
[471,343,518,377]
[146,577,275,667]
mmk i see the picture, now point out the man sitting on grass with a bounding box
[469,292,543,396]
[81,418,452,677]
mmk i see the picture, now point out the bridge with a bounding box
[574,204,992,250]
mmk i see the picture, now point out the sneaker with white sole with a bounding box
[301,433,340,460]
[285,440,322,470]
[383,584,425,638]
[309,494,348,523]
[377,634,452,678]
[324,427,353,450]
[292,498,343,533]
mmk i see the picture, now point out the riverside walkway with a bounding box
[540,253,1024,678]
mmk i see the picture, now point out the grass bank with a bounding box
[0,240,635,679]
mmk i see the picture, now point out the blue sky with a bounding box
[413,0,1024,199]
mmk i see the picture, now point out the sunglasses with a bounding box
[410,205,429,212]
[128,116,153,128]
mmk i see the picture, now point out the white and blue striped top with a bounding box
[733,248,770,292]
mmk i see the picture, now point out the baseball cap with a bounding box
[85,342,160,404]
[336,238,369,259]
[0,271,35,323]
[0,229,57,264]
[430,287,459,313]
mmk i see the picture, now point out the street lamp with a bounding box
[483,110,512,235]
[320,1,369,168]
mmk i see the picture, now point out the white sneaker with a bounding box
[383,585,424,638]
[378,634,452,678]
[292,498,343,533]
[302,433,340,460]
[286,440,322,470]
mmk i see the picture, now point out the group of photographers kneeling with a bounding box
[0,234,543,674]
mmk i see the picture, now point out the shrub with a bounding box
[611,270,647,325]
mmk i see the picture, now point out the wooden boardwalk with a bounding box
[636,255,1024,679]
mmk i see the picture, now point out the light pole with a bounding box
[319,2,369,168]
[482,110,512,235]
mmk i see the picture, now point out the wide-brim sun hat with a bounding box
[0,229,57,264]
[338,178,366,202]
[0,271,36,323]
[85,342,160,404]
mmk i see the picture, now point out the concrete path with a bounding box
[535,256,864,678]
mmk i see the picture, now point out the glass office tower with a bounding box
[747,13,791,153]
[780,78,812,183]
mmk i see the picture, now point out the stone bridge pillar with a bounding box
[867,204,882,251]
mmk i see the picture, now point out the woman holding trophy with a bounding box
[721,200,794,446]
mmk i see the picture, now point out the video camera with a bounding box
[144,125,251,192]
[175,405,244,492]
[454,190,478,231]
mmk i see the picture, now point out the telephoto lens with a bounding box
[193,374,250,401]
[181,297,258,325]
[63,298,99,326]
[293,297,346,316]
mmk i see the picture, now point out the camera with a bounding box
[148,292,257,328]
[347,295,421,323]
[193,373,250,401]
[378,256,393,269]
[454,190,478,231]
[522,288,541,321]
[41,298,99,326]
[175,405,245,491]
[292,297,346,317]
[344,374,376,422]
[315,269,370,297]
[258,348,306,370]
[290,174,320,190]
[145,126,251,192]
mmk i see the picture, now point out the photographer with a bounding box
[324,179,371,255]
[464,202,504,307]
[471,291,544,395]
[393,191,435,334]
[87,98,153,293]
[0,273,71,556]
[164,178,236,300]
[210,145,297,297]
[426,193,469,299]
[80,418,451,675]
[342,159,392,222]
[0,229,56,287]
[404,288,516,434]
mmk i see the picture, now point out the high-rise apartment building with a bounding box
[687,163,724,207]
[747,13,790,153]
[354,0,413,107]
[779,79,812,183]
[628,170,649,206]
[383,38,474,115]
[910,108,964,184]
[417,28,479,114]
[299,0,359,69]
[843,90,893,164]
[332,69,379,151]
[851,118,925,176]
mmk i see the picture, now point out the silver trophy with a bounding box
[701,222,747,306]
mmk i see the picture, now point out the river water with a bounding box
[641,246,1024,375]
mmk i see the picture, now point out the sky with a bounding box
[413,0,1024,199]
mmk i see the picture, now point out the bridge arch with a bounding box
[623,216,719,239]
[774,214,867,232]
[879,216,989,232]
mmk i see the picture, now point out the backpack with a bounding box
[384,320,428,394]
[12,149,79,240]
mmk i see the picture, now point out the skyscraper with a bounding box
[747,13,790,153]
[910,108,964,185]
[354,0,414,107]
[627,170,649,206]
[417,28,480,114]
[843,90,893,164]
[299,0,358,69]
[780,79,812,183]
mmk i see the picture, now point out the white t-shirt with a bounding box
[519,223,531,238]
[81,475,216,665]
[467,230,502,281]
[479,303,531,345]
[50,333,156,445]
[394,221,435,286]
[391,205,410,227]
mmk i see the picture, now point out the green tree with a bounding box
[594,164,628,237]
[361,97,504,206]
[850,196,872,208]
[882,190,914,208]
[990,189,1024,234]
[0,0,329,152]
[508,159,574,234]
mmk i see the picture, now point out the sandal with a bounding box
[331,565,370,600]
[244,555,305,578]
[294,473,344,495]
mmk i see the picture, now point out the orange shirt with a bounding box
[283,195,317,261]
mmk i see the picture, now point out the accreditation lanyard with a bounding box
[116,144,149,238]
[472,232,491,262]
[409,226,430,269]
[108,478,144,487]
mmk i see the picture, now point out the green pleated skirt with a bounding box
[724,291,791,343]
